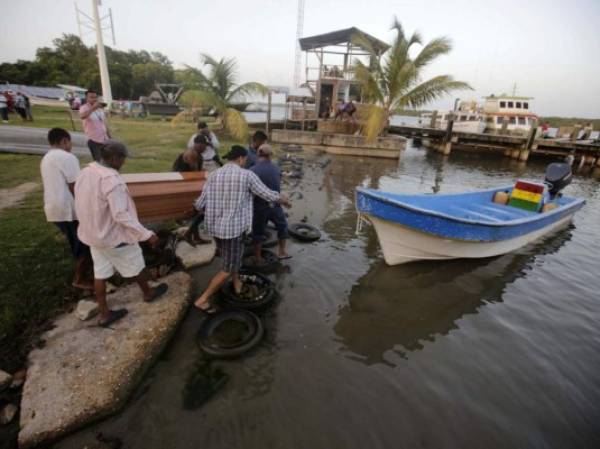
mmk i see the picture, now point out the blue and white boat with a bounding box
[355,164,585,265]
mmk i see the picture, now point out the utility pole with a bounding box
[92,0,112,105]
[293,0,305,88]
[75,0,115,105]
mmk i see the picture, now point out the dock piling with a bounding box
[571,125,582,142]
[442,113,454,155]
[500,117,509,135]
[518,126,537,162]
[429,111,438,129]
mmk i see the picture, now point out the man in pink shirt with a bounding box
[75,140,168,327]
[79,90,110,161]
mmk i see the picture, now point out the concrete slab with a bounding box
[18,272,192,448]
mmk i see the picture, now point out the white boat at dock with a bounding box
[482,94,538,133]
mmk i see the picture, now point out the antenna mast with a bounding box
[293,0,305,88]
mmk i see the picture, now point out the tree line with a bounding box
[0,34,201,100]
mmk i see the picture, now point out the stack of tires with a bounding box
[196,270,277,358]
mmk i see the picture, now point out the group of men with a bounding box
[0,90,33,123]
[41,129,169,327]
[41,105,292,326]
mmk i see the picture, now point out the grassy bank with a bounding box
[0,105,241,371]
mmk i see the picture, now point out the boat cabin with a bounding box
[482,94,538,133]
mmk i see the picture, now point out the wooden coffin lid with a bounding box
[123,171,206,223]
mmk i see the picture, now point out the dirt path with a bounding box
[0,182,39,212]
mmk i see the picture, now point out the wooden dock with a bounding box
[388,124,600,166]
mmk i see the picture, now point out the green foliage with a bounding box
[353,18,472,140]
[173,54,267,140]
[0,34,174,99]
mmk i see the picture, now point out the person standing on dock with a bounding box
[250,144,291,262]
[245,130,268,169]
[0,91,9,123]
[193,145,291,313]
[40,128,93,291]
[79,90,111,161]
[75,141,168,327]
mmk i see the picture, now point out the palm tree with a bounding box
[353,19,472,140]
[174,54,268,140]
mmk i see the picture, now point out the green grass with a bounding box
[0,105,243,371]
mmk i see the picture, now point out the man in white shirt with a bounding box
[187,121,220,153]
[79,90,110,161]
[40,128,92,290]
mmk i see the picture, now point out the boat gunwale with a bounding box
[355,186,585,228]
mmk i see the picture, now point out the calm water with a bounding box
[58,144,600,449]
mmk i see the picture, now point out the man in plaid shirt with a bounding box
[193,145,291,312]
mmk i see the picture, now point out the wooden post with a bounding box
[442,112,454,155]
[500,117,509,135]
[571,125,581,142]
[429,110,438,129]
[519,125,537,162]
[266,91,272,135]
[315,49,323,119]
[67,110,77,131]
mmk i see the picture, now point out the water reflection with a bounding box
[334,228,573,366]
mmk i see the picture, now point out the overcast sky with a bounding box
[2,0,599,117]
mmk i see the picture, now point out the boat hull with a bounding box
[366,214,574,265]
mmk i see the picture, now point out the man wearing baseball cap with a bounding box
[250,144,291,262]
[75,140,168,327]
[193,145,291,313]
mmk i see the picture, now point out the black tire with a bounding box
[243,230,277,255]
[289,223,321,242]
[219,270,277,311]
[197,309,264,358]
[242,249,280,272]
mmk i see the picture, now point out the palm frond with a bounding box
[171,110,190,127]
[181,64,210,87]
[362,104,388,141]
[413,37,452,69]
[352,33,377,56]
[391,16,405,42]
[200,54,237,100]
[227,82,269,102]
[353,60,384,104]
[223,107,249,141]
[396,75,472,110]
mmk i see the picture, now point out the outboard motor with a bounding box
[544,163,572,198]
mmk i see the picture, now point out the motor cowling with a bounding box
[544,163,572,197]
